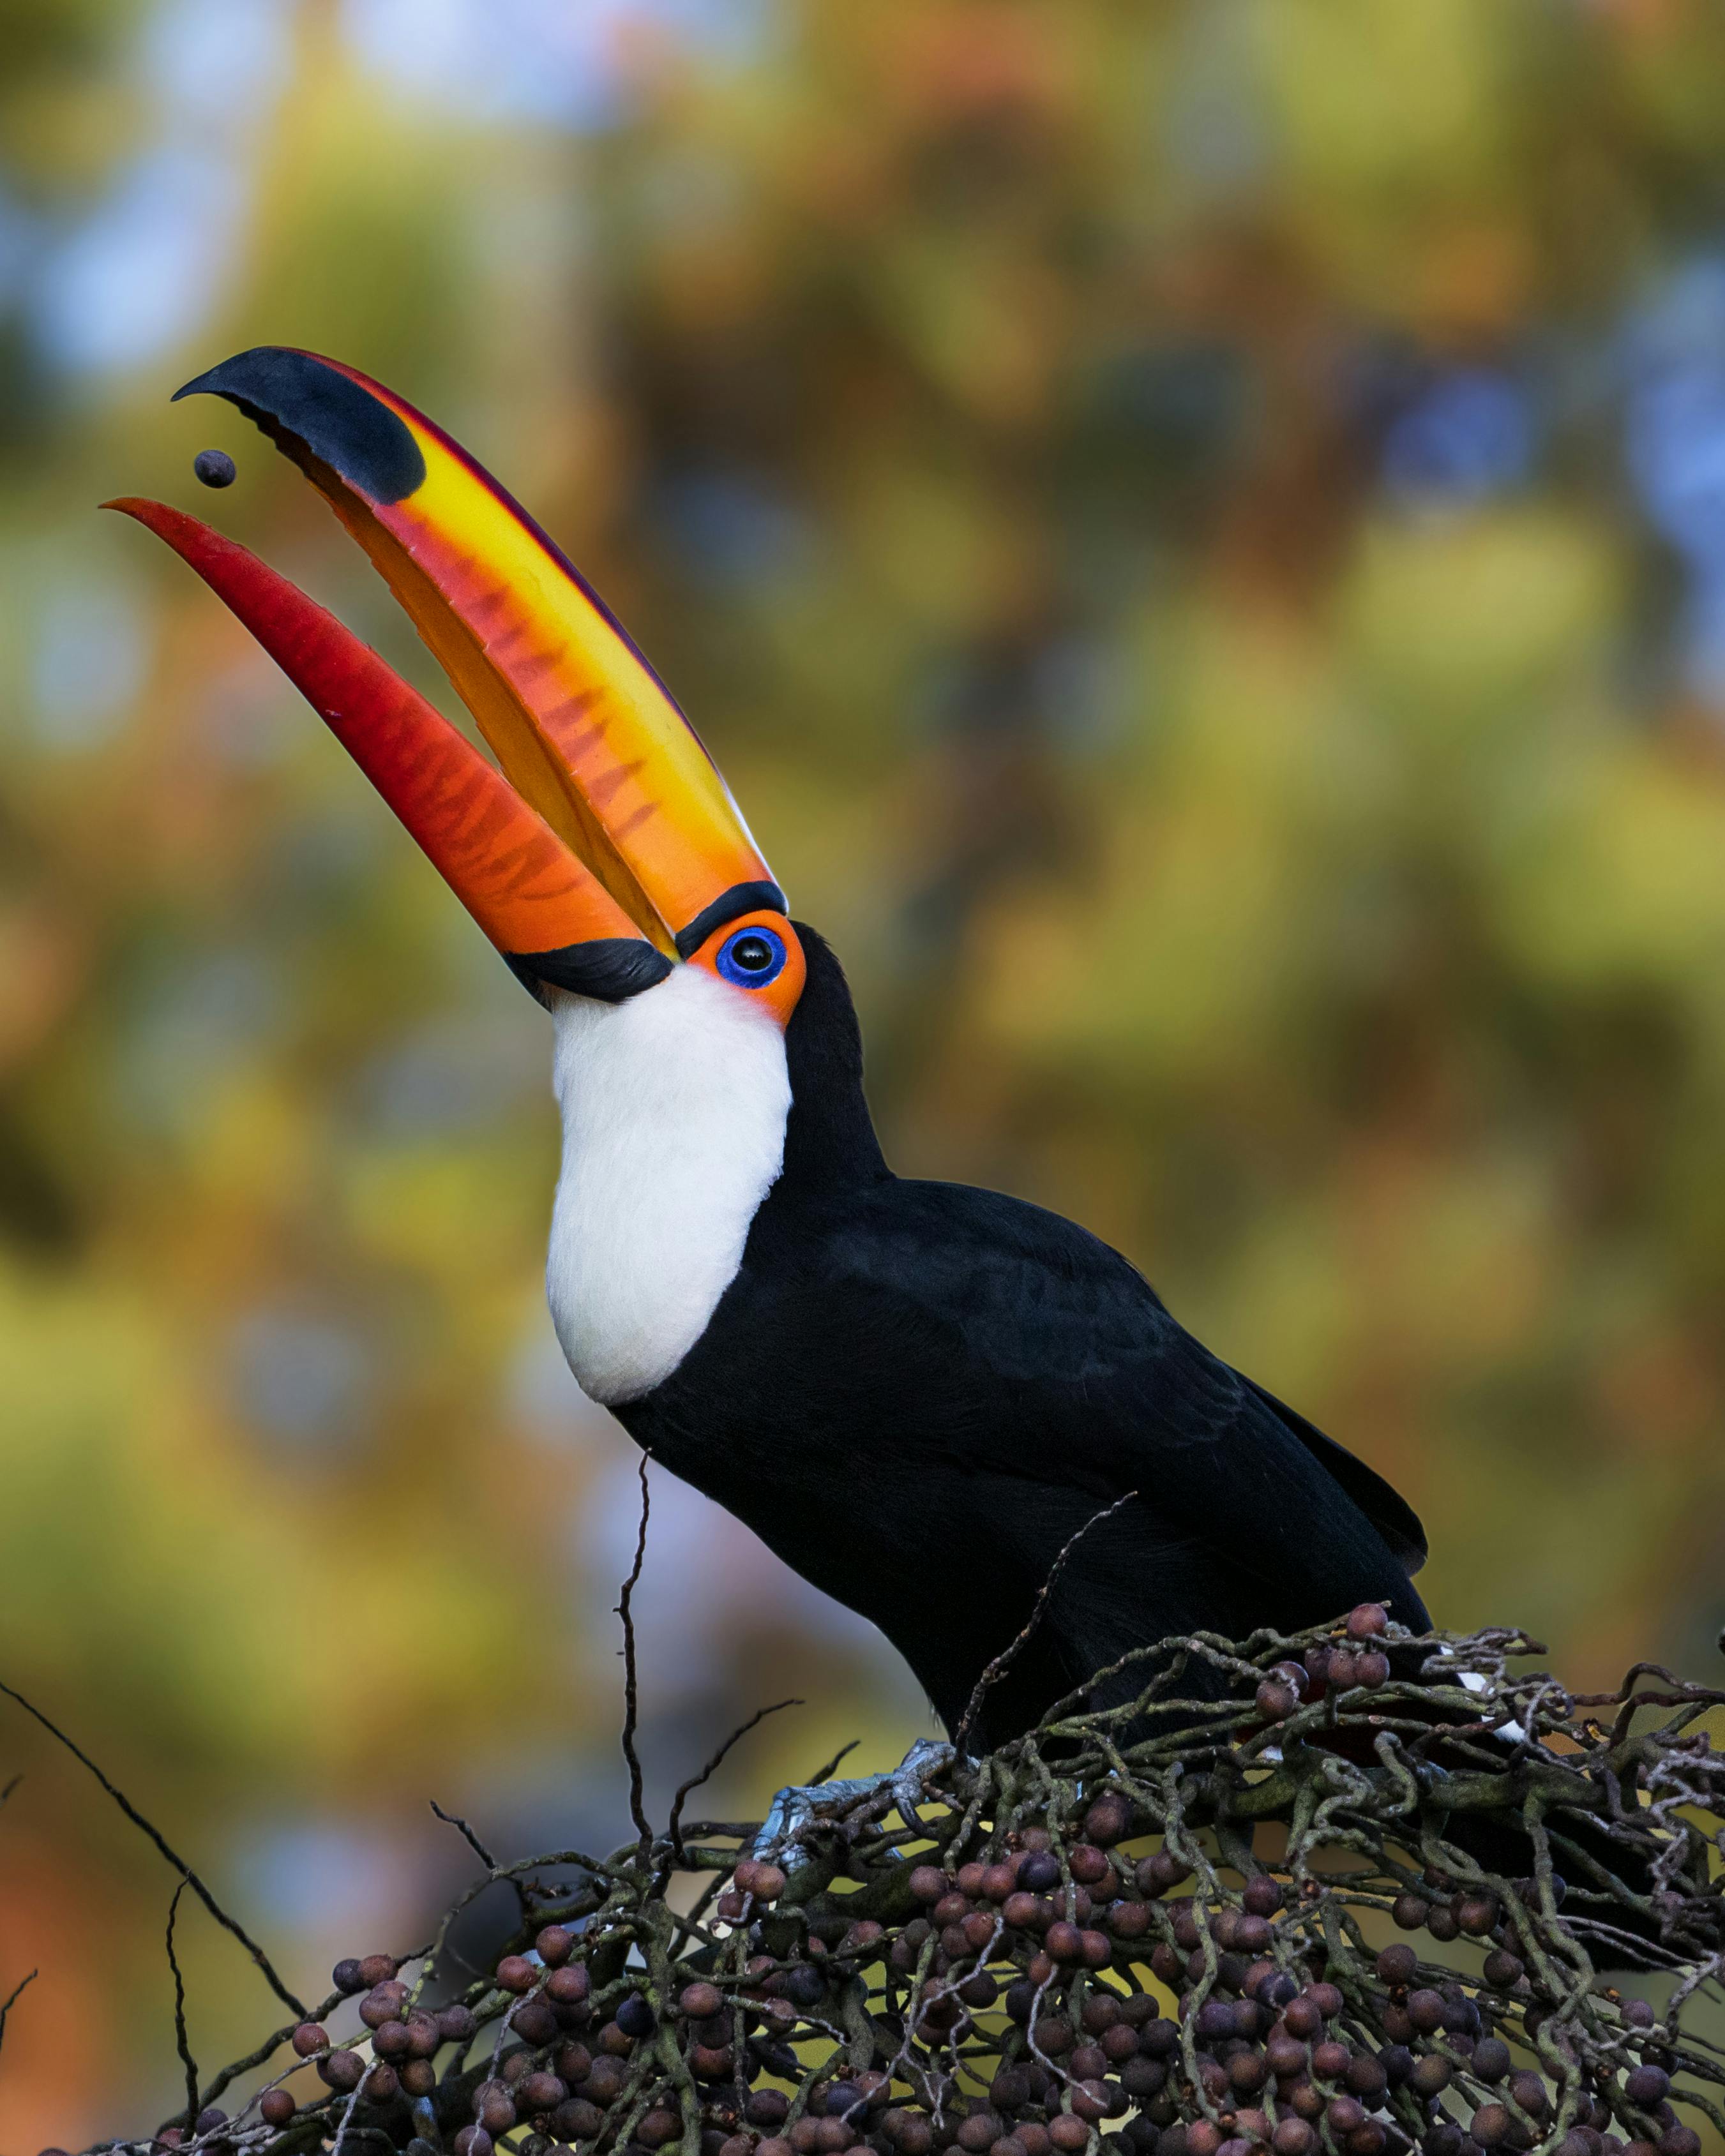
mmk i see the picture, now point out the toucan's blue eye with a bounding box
[716,925,787,989]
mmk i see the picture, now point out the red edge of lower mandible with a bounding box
[101,496,647,961]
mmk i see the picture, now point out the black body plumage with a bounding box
[615,928,1427,1749]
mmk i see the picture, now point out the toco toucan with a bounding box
[111,348,1429,1785]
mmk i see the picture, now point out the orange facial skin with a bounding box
[685,910,807,1032]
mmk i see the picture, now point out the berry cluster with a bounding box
[68,1611,1725,2156]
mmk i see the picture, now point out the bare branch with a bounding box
[804,1739,860,1788]
[954,1490,1138,1755]
[165,1880,200,2129]
[615,1453,654,1851]
[0,1967,36,2056]
[0,1678,306,2017]
[429,1799,500,1873]
[668,1699,801,1864]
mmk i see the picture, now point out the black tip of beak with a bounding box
[174,347,426,504]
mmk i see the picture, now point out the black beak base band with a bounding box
[508,940,675,1007]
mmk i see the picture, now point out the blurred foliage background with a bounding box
[4,0,1725,2140]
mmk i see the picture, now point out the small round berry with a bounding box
[521,2071,569,2113]
[1346,1603,1389,1640]
[1627,2066,1671,2107]
[1409,2055,1452,2099]
[290,2023,328,2058]
[332,1959,365,1995]
[1068,1844,1111,1886]
[404,2012,440,2058]
[193,450,237,489]
[536,1924,575,1966]
[1345,2053,1387,2101]
[1376,1945,1418,1988]
[1284,1996,1323,2040]
[1406,1988,1446,2033]
[616,1993,657,2038]
[320,2050,364,2092]
[1084,1792,1133,1845]
[512,1997,557,2045]
[359,1984,407,2028]
[357,1953,398,1987]
[258,2090,296,2127]
[474,2081,516,2133]
[1390,1894,1429,1930]
[495,1954,536,1993]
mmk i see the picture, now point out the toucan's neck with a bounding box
[780,923,891,1194]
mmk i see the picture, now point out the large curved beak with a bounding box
[105,497,672,1003]
[109,345,785,998]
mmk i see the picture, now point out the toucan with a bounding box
[111,347,1429,1801]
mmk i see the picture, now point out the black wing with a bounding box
[824,1178,1429,1624]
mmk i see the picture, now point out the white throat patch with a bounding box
[545,964,790,1405]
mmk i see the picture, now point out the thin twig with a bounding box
[429,1799,500,1873]
[954,1491,1139,1754]
[0,1678,306,2016]
[804,1739,861,1788]
[616,1454,653,1851]
[166,1880,200,2128]
[0,1967,36,2055]
[668,1700,802,1864]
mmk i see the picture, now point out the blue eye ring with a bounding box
[715,924,787,989]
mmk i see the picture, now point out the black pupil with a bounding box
[730,934,773,973]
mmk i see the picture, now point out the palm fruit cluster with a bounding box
[68,1610,1725,2156]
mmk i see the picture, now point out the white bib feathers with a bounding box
[545,964,791,1405]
